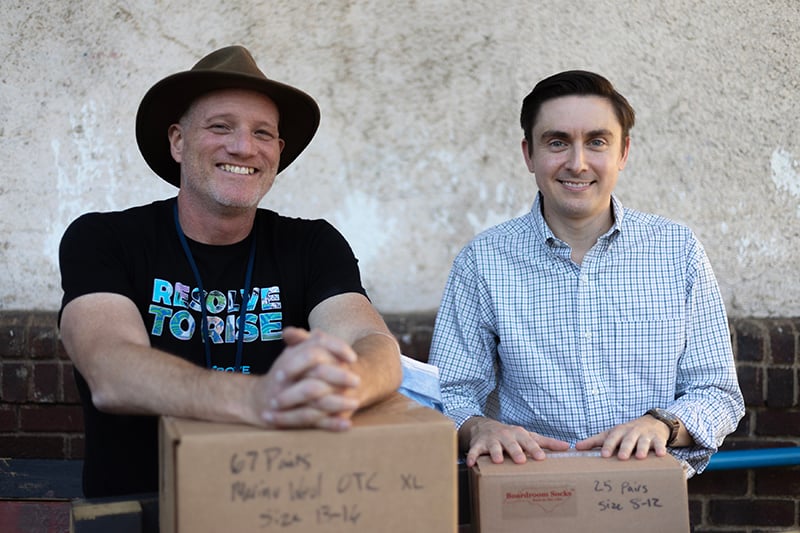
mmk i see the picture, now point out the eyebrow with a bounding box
[539,129,615,141]
[200,113,279,129]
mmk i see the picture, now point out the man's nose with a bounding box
[227,130,256,155]
[565,146,587,173]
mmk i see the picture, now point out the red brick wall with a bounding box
[0,312,83,460]
[1,311,798,531]
[684,318,800,532]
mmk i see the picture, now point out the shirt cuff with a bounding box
[444,407,483,431]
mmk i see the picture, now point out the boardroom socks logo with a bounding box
[502,484,577,517]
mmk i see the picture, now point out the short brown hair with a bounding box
[520,70,635,155]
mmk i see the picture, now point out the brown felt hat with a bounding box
[135,45,320,187]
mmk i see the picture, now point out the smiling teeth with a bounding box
[220,164,255,175]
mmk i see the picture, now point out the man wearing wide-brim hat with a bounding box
[58,45,403,498]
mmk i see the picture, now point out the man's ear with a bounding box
[168,124,183,164]
[619,136,631,170]
[521,138,535,173]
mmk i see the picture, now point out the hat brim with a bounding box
[135,71,320,187]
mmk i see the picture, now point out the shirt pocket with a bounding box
[610,317,685,415]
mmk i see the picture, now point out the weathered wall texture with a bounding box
[1,0,798,315]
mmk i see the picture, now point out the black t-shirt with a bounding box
[59,198,367,497]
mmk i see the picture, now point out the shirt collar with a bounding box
[608,194,624,239]
[529,192,625,244]
[530,192,557,243]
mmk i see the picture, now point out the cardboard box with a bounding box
[470,450,689,533]
[159,393,457,532]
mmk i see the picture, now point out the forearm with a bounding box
[350,331,403,408]
[308,293,402,409]
[74,340,261,425]
[61,294,262,425]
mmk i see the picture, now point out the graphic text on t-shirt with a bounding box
[147,278,283,345]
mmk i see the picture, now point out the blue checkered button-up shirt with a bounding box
[429,193,744,476]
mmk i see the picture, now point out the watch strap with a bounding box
[646,408,679,446]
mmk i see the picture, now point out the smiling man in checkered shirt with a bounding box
[428,70,744,477]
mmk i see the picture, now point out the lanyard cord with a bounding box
[173,201,257,371]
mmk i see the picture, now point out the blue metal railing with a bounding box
[705,447,800,471]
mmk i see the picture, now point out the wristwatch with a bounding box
[646,408,680,446]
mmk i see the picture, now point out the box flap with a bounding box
[474,450,684,476]
[161,393,452,442]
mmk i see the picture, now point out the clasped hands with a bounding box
[463,416,673,467]
[252,327,362,432]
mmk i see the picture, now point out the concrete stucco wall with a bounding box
[1,0,798,316]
